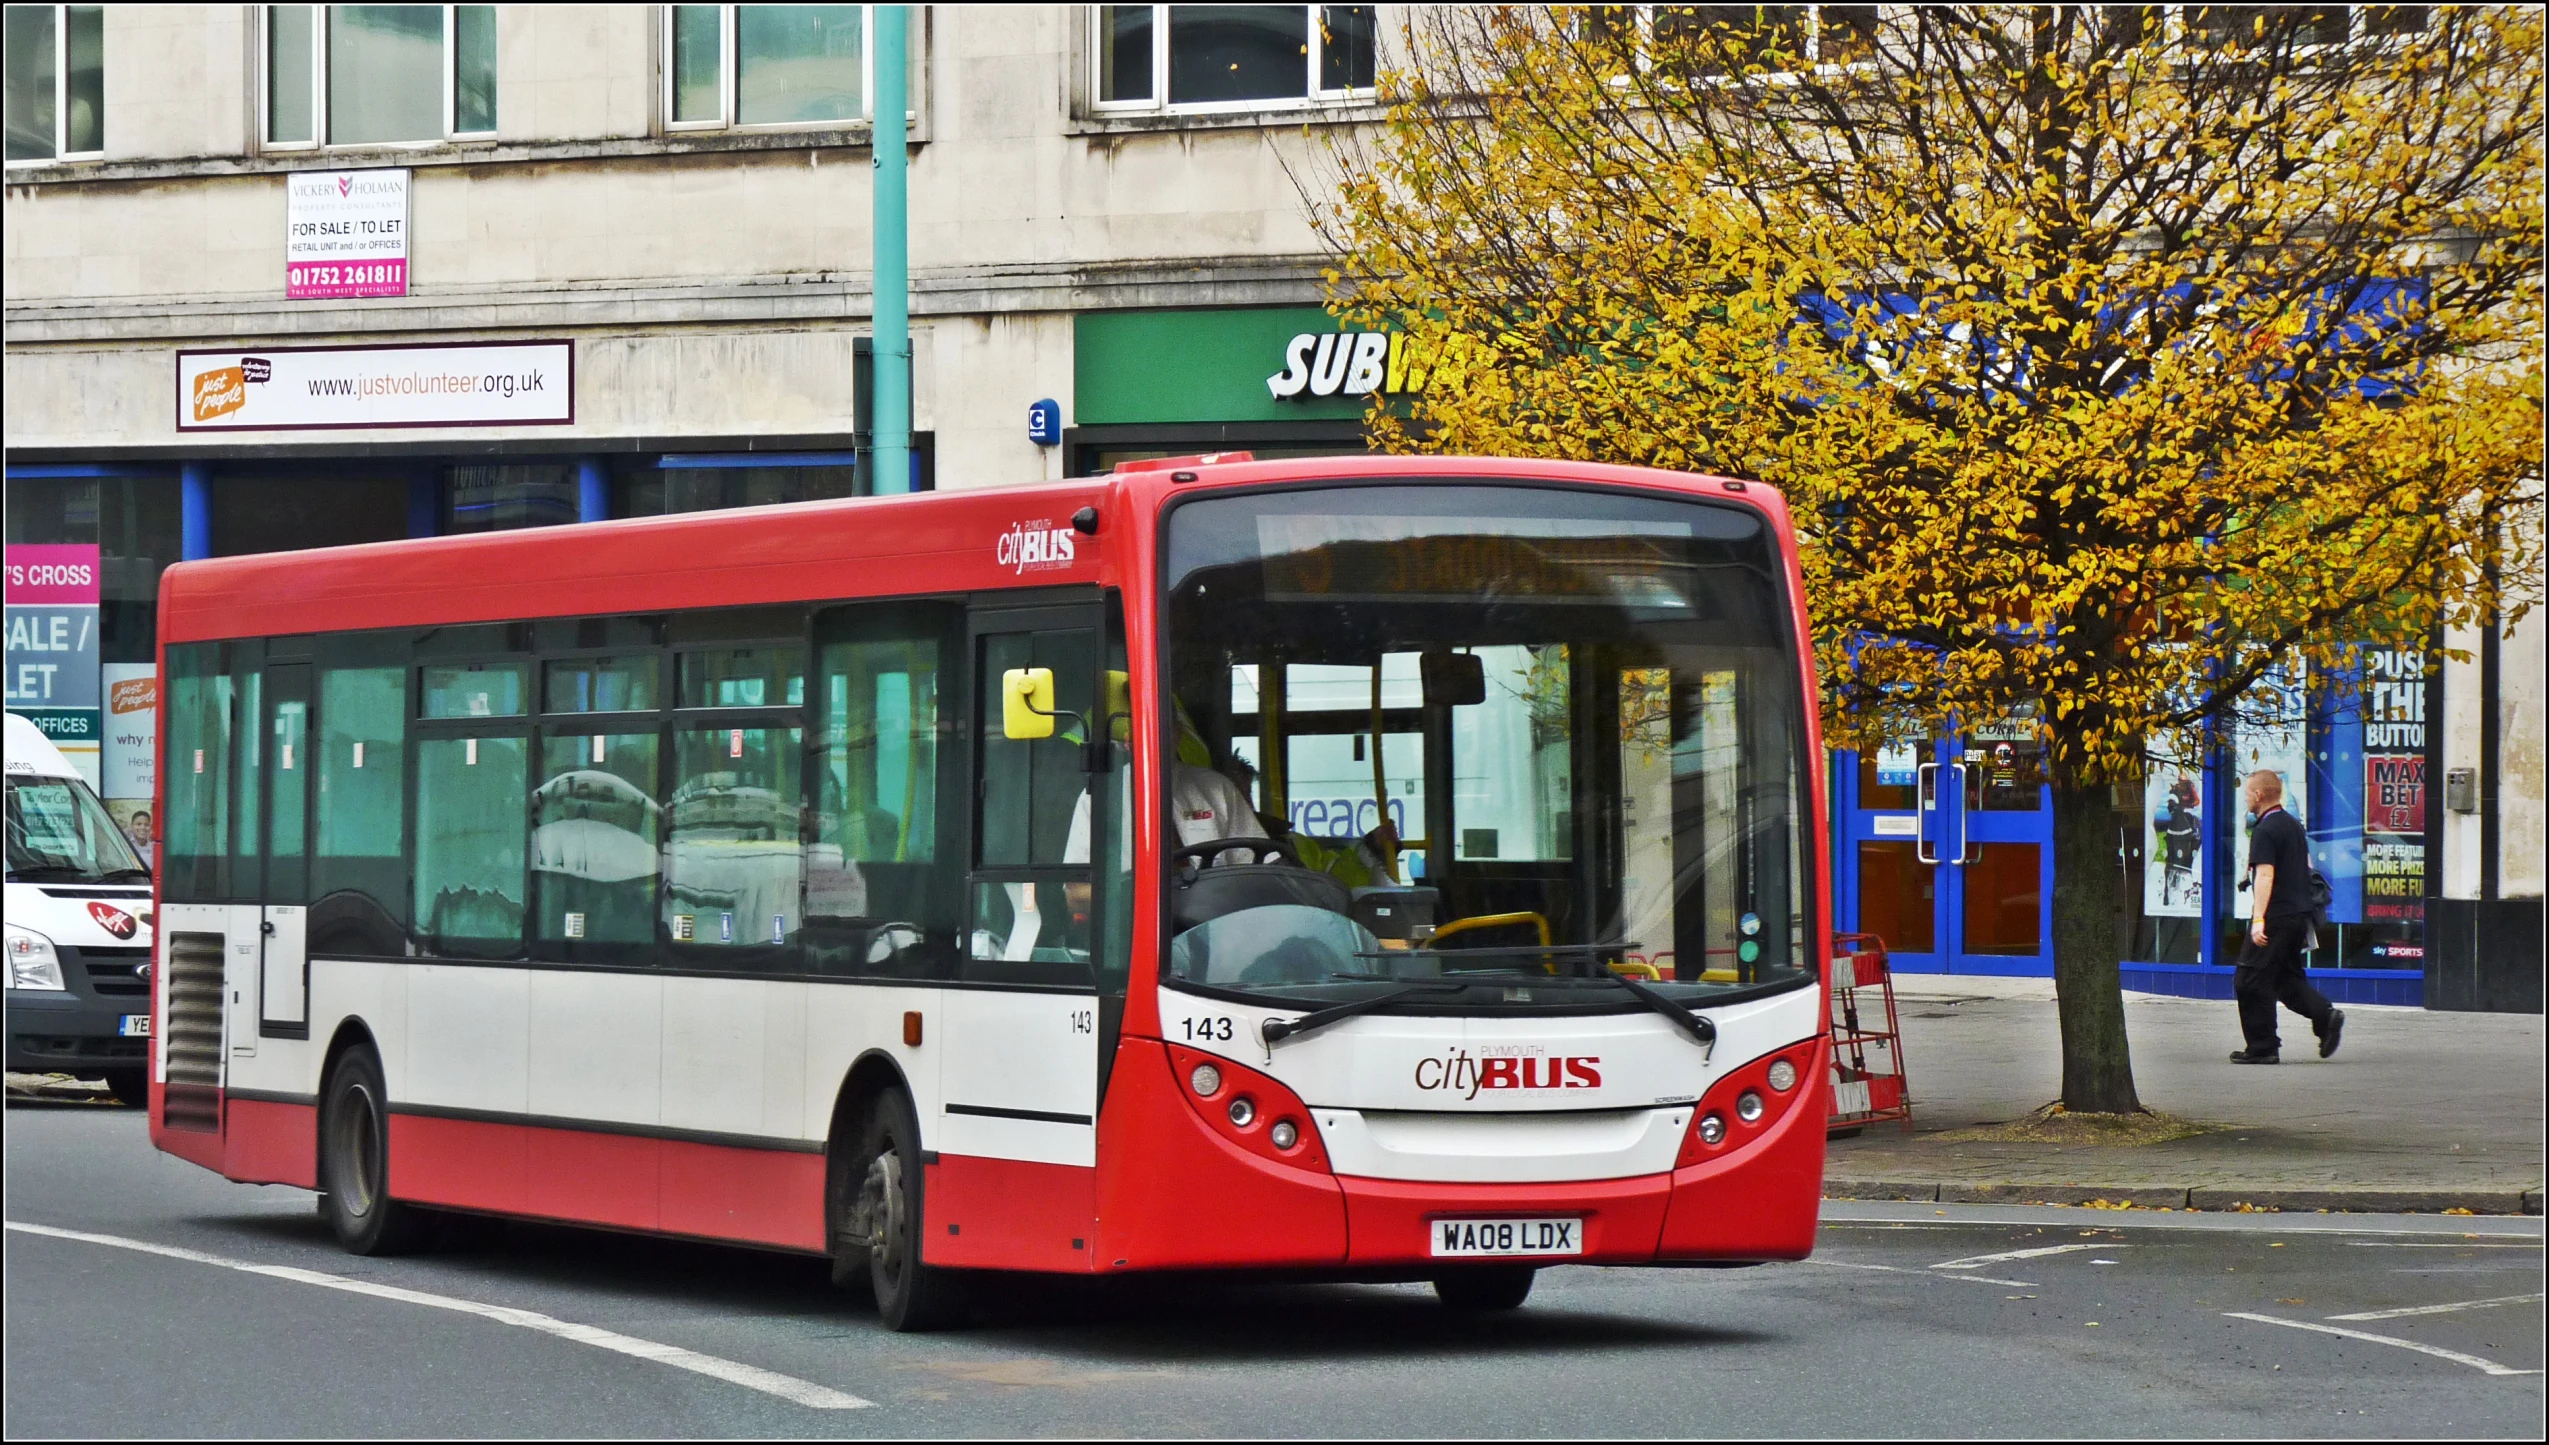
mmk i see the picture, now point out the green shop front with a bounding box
[1068,307,1405,475]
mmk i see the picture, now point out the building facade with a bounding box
[7,4,2539,1008]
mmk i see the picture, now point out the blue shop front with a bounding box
[1831,649,2432,1006]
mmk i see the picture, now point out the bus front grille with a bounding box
[160,932,224,1133]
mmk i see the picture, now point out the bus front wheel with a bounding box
[1433,1266,1537,1311]
[318,1044,432,1256]
[846,1089,962,1332]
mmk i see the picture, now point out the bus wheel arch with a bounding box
[315,1028,431,1255]
[822,1051,912,1293]
[822,1050,960,1329]
[314,1018,379,1184]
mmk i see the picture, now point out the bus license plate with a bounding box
[1431,1217,1582,1258]
[119,1015,151,1037]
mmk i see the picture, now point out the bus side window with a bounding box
[968,625,1096,985]
[162,643,233,903]
[414,661,529,959]
[809,603,960,980]
[312,657,408,955]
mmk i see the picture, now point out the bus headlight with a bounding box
[1269,1119,1299,1150]
[1189,1062,1223,1097]
[5,925,65,991]
[1737,1091,1765,1123]
[1766,1058,1798,1093]
[1697,1114,1726,1146]
[1227,1096,1257,1128]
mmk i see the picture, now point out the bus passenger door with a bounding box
[260,663,311,1034]
[941,603,1105,1183]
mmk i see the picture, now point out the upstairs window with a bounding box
[264,4,498,148]
[2182,5,2430,49]
[4,4,103,164]
[1095,5,1376,113]
[667,4,872,130]
[1600,5,1879,78]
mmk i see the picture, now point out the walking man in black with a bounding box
[2230,770,2344,1064]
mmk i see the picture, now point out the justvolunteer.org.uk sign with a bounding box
[176,341,574,431]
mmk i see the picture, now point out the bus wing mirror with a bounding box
[1421,651,1486,707]
[1003,667,1058,739]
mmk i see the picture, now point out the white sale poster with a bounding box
[2233,659,2308,893]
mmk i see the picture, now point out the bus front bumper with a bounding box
[1335,1073,1827,1268]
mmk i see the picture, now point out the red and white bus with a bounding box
[147,454,1830,1328]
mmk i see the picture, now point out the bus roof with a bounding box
[158,456,1788,645]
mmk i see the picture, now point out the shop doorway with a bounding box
[1838,723,2054,975]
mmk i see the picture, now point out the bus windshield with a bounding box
[1161,482,1812,1013]
[5,773,149,885]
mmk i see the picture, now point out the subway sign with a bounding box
[1266,330,1463,401]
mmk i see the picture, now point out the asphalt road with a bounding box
[6,1096,2542,1438]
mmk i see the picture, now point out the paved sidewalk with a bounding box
[1825,975,2547,1214]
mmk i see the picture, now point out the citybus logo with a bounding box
[996,519,1075,575]
[1412,1048,1602,1100]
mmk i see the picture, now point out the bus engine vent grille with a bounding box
[160,932,224,1133]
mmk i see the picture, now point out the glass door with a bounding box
[1840,718,2053,974]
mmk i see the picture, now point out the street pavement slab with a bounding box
[1827,978,2546,1214]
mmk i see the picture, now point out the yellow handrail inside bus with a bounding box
[1430,912,1553,948]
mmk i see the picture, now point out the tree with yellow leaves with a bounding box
[1317,5,2543,1113]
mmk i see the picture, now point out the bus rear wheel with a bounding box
[846,1089,962,1332]
[1433,1266,1537,1311]
[318,1044,432,1256]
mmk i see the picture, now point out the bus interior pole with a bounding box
[870,5,911,496]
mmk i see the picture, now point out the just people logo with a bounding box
[1413,1047,1602,1100]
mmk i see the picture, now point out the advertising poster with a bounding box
[2143,734,2204,918]
[2359,647,2427,955]
[286,168,410,299]
[177,341,574,432]
[5,543,102,788]
[1874,741,1919,788]
[101,662,157,800]
[2232,660,2308,910]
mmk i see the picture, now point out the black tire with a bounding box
[843,1088,961,1331]
[103,1070,148,1108]
[1433,1265,1537,1311]
[317,1044,432,1256]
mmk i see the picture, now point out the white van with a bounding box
[5,710,155,1105]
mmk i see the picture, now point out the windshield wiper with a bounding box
[1261,983,1467,1050]
[101,867,151,883]
[1609,973,1716,1057]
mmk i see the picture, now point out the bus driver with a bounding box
[1063,692,1267,869]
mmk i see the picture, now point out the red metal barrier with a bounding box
[1828,932,1913,1134]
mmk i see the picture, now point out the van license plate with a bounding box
[119,1015,151,1037]
[1431,1217,1581,1257]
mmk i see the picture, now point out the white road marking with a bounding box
[2346,1241,2545,1249]
[2329,1293,2547,1322]
[1806,1260,2038,1288]
[2224,1312,2543,1377]
[5,1221,872,1410]
[1932,1243,2124,1270]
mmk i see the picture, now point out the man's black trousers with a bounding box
[2235,914,2334,1055]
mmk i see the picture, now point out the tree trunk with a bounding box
[2048,782,2143,1114]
